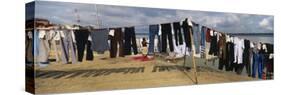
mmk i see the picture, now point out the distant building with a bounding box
[26,18,50,28]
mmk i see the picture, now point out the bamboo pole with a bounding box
[189,26,198,84]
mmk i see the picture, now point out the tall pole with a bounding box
[189,22,198,84]
[74,8,81,25]
[94,4,101,28]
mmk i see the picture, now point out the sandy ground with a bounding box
[33,50,257,94]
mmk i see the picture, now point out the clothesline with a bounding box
[95,18,271,44]
[25,17,272,44]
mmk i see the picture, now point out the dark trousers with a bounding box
[110,28,124,58]
[242,50,251,76]
[173,22,183,46]
[86,41,93,60]
[218,54,228,71]
[124,27,138,55]
[161,23,174,53]
[226,42,234,71]
[74,30,93,62]
[182,21,192,49]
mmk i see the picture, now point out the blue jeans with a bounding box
[200,26,206,58]
[252,53,264,79]
[148,24,161,55]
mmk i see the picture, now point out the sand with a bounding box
[33,51,257,94]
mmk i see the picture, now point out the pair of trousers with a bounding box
[109,28,124,58]
[124,27,138,55]
[218,53,228,71]
[252,53,264,79]
[148,24,161,55]
[208,34,218,56]
[173,22,183,46]
[90,29,109,54]
[37,34,50,64]
[26,31,33,63]
[161,23,174,53]
[226,42,235,71]
[60,30,77,64]
[182,19,192,49]
[192,23,201,54]
[74,30,93,62]
[200,26,206,58]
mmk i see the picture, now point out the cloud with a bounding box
[259,17,273,30]
[32,1,273,34]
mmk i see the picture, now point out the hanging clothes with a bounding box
[26,30,34,63]
[37,29,50,64]
[48,29,61,62]
[161,23,174,53]
[233,37,244,74]
[225,35,235,71]
[192,22,201,54]
[60,29,77,64]
[182,18,192,49]
[265,43,273,79]
[208,30,218,56]
[205,28,212,42]
[148,24,161,55]
[124,27,138,55]
[74,29,93,62]
[173,22,183,46]
[218,33,227,71]
[109,28,124,58]
[200,26,206,58]
[243,39,251,76]
[233,37,244,64]
[252,42,264,79]
[90,28,110,54]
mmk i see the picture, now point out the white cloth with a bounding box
[27,31,33,39]
[158,24,162,35]
[54,30,61,41]
[250,42,254,48]
[269,54,274,59]
[109,29,115,36]
[226,35,230,42]
[262,44,268,52]
[210,30,214,36]
[172,39,187,58]
[257,42,261,50]
[188,19,193,26]
[59,30,65,38]
[71,30,76,43]
[233,37,244,64]
[88,35,92,41]
[38,30,46,39]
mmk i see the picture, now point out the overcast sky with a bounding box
[26,1,273,35]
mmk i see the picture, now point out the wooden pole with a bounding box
[189,27,198,84]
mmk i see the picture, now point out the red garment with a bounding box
[131,55,153,62]
[206,28,211,42]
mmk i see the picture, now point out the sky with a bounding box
[26,1,273,43]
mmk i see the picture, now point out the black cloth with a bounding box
[74,29,93,62]
[173,22,183,46]
[266,43,274,73]
[182,19,192,48]
[242,39,251,76]
[124,27,138,55]
[86,40,93,60]
[208,31,218,56]
[226,42,235,71]
[161,23,174,53]
[109,28,124,58]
